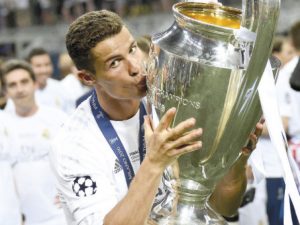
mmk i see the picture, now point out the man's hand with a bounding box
[241,118,265,157]
[144,107,202,170]
[104,108,202,225]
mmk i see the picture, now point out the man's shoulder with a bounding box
[50,101,108,175]
[0,110,13,134]
[52,100,96,152]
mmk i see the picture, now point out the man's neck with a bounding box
[16,103,38,117]
[96,89,140,121]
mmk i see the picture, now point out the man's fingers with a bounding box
[166,117,197,140]
[167,128,202,149]
[156,107,176,132]
[243,133,258,156]
[254,118,265,137]
[259,117,265,124]
[167,141,202,157]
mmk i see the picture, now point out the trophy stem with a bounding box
[150,176,227,225]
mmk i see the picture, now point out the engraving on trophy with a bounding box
[147,84,201,112]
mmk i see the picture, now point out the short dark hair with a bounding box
[290,21,300,51]
[1,59,36,88]
[27,47,49,63]
[66,10,123,74]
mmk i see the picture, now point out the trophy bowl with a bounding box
[146,1,280,224]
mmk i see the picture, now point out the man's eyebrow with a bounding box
[104,40,136,63]
[104,54,121,64]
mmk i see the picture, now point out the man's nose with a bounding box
[16,83,24,93]
[40,66,49,74]
[128,56,141,77]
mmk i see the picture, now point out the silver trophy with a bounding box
[146,0,280,224]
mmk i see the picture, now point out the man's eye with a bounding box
[8,83,16,89]
[130,45,137,54]
[21,79,29,84]
[110,60,120,68]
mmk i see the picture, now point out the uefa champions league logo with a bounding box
[72,176,97,197]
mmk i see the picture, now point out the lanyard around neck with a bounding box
[90,91,146,187]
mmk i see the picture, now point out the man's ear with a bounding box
[77,70,96,86]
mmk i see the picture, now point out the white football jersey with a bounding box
[11,106,68,225]
[0,110,22,225]
[51,98,143,225]
[35,78,67,111]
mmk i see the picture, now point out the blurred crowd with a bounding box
[0,2,300,225]
[0,0,175,29]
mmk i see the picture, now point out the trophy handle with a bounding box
[240,0,281,84]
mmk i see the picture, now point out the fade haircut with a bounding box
[27,47,50,63]
[66,10,124,74]
[290,21,300,51]
[1,59,36,89]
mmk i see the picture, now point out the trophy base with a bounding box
[150,198,227,225]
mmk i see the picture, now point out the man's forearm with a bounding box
[208,154,248,217]
[103,157,163,225]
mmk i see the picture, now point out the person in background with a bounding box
[277,21,300,169]
[1,59,67,225]
[3,48,68,113]
[240,30,299,225]
[51,10,263,225]
[27,48,68,111]
[272,35,296,68]
[59,52,90,114]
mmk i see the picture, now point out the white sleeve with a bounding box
[51,136,118,225]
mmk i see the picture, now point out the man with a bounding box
[277,21,300,139]
[237,40,295,225]
[272,35,296,69]
[1,59,67,225]
[59,52,91,114]
[50,10,262,225]
[4,48,68,113]
[277,21,300,167]
[286,21,300,143]
[27,48,68,112]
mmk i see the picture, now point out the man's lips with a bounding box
[137,77,147,87]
